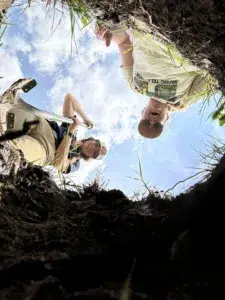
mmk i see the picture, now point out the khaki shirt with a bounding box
[121,31,214,108]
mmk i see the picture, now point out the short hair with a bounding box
[138,119,163,139]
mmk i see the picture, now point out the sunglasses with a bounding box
[142,120,163,129]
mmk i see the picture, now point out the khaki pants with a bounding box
[0,106,56,166]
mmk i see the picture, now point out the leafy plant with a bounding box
[212,102,225,126]
[67,0,92,29]
[128,154,152,198]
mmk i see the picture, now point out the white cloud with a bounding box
[0,49,23,93]
[4,33,32,54]
[21,4,117,74]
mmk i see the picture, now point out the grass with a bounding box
[127,154,151,198]
[128,155,175,198]
[1,0,93,55]
[127,154,168,200]
[40,0,94,53]
[66,0,92,53]
[127,137,225,197]
[166,135,225,194]
[211,98,225,126]
[67,0,91,28]
[193,135,225,171]
[0,24,7,48]
[57,170,83,193]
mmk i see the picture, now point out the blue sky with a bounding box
[0,2,224,197]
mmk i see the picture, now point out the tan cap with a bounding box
[96,140,107,160]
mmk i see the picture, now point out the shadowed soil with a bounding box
[0,143,225,299]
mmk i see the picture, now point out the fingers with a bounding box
[72,116,80,126]
[71,115,94,129]
[94,26,112,47]
[94,26,107,39]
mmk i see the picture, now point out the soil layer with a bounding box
[0,147,225,299]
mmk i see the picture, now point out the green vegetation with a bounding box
[0,24,7,48]
[212,101,225,126]
[67,0,92,29]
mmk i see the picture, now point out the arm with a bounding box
[63,158,80,174]
[95,27,134,67]
[63,93,93,128]
[112,34,134,67]
[95,26,135,91]
[52,118,79,172]
[53,134,73,172]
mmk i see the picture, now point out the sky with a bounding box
[0,2,224,197]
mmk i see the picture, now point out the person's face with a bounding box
[142,98,169,124]
[81,140,101,159]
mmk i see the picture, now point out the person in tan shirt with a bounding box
[1,93,107,173]
[95,25,216,138]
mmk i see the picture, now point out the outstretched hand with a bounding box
[94,26,113,47]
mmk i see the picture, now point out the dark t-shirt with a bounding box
[48,121,80,174]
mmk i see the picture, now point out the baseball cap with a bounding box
[95,140,107,160]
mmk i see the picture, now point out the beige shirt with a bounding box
[121,31,214,108]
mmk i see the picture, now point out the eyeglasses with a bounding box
[142,120,163,129]
[153,122,163,129]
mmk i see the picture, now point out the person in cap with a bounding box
[95,23,216,139]
[48,93,107,173]
[1,92,107,173]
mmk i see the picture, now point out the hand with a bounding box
[68,115,81,133]
[94,25,113,47]
[84,118,94,129]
